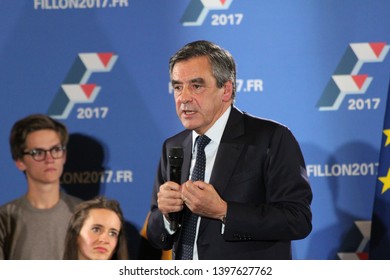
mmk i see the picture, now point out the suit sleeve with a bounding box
[0,216,5,259]
[0,206,9,260]
[222,125,313,241]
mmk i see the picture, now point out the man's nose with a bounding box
[180,86,193,104]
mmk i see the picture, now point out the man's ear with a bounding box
[222,80,233,101]
[15,159,26,172]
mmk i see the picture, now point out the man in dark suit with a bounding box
[147,40,312,259]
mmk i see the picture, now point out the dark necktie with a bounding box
[176,135,211,260]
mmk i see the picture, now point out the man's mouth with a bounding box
[183,110,195,115]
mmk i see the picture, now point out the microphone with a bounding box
[168,146,184,231]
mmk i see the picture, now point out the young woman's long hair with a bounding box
[63,196,128,260]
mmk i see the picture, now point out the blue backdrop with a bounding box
[1,0,389,259]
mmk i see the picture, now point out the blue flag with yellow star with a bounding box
[369,79,390,259]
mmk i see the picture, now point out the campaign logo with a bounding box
[337,221,370,260]
[181,0,233,26]
[47,53,118,119]
[316,42,389,111]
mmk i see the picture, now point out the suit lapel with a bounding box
[181,132,193,183]
[198,106,246,234]
[210,106,245,194]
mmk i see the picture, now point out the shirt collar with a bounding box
[192,106,231,147]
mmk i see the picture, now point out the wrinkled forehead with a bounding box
[171,56,214,81]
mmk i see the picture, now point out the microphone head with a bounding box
[168,146,183,167]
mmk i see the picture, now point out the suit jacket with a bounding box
[147,106,312,259]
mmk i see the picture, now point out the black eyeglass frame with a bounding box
[22,145,67,162]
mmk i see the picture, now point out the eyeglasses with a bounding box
[22,145,66,162]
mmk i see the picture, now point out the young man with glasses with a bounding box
[0,114,82,259]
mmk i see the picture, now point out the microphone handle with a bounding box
[169,165,182,231]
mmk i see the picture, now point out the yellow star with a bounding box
[384,129,390,146]
[378,168,390,194]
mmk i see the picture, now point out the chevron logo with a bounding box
[316,42,389,111]
[337,221,371,260]
[47,52,118,119]
[181,0,233,26]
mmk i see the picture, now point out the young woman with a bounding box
[63,196,128,260]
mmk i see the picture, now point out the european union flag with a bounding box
[370,79,390,259]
